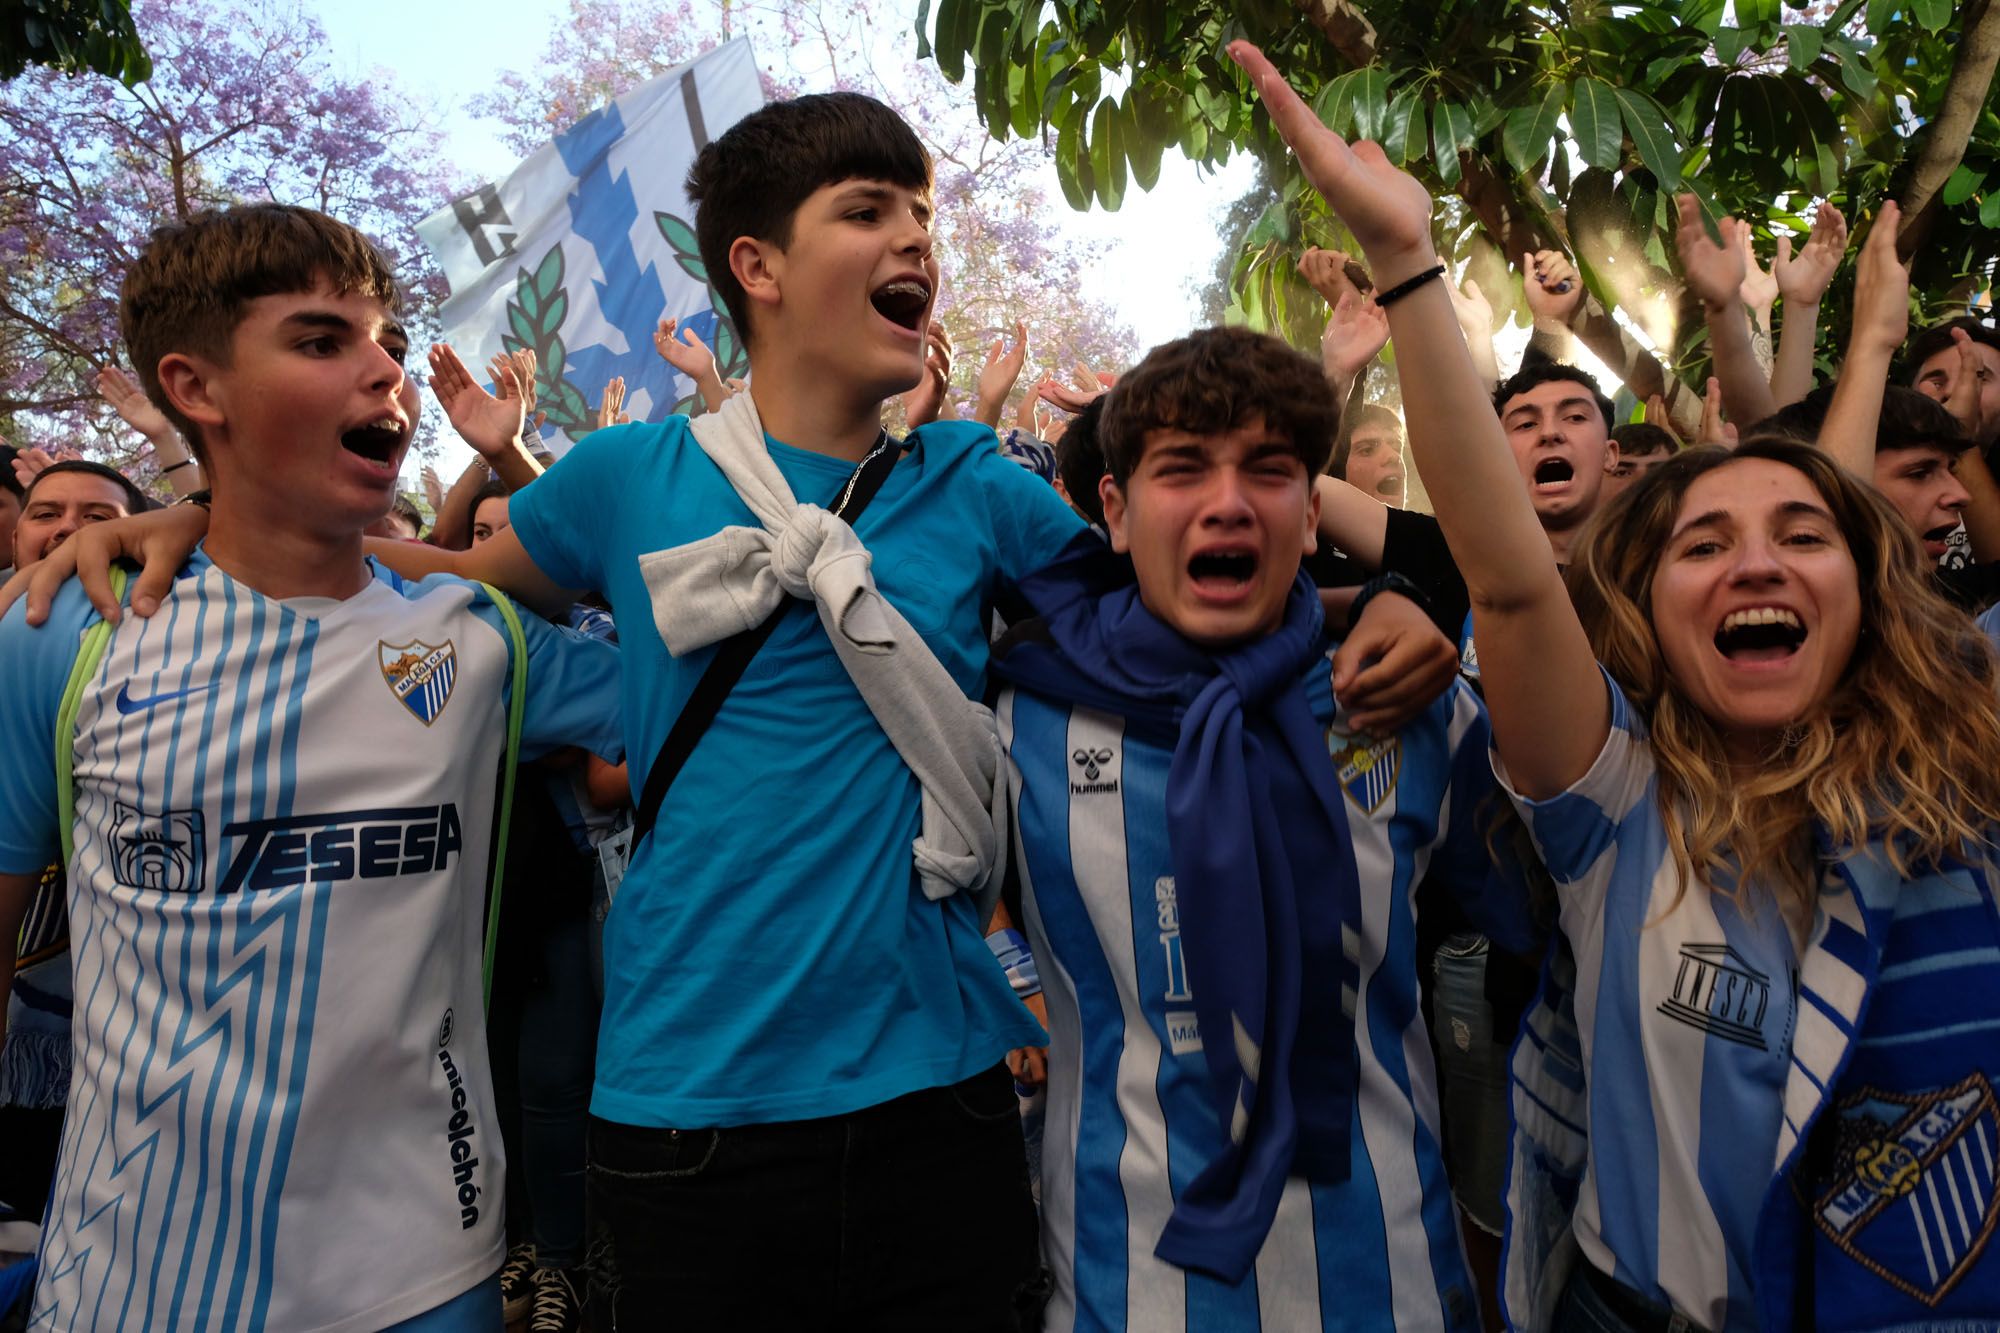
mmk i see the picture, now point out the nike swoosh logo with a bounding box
[115,680,218,715]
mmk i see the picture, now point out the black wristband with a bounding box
[175,488,211,509]
[159,458,196,475]
[1373,264,1447,309]
[1348,570,1430,627]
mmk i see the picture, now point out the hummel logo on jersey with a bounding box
[216,804,464,894]
[1071,746,1119,794]
[380,638,458,725]
[114,679,218,714]
[109,803,205,892]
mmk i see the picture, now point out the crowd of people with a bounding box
[0,39,1997,1333]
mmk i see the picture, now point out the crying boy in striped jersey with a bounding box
[988,326,1534,1332]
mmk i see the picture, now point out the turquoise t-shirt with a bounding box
[509,416,1083,1126]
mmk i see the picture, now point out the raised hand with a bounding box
[97,366,176,442]
[1675,195,1749,313]
[1299,247,1370,305]
[420,464,445,513]
[1040,361,1114,415]
[488,347,539,415]
[654,316,719,381]
[1228,42,1436,281]
[1524,249,1585,327]
[1773,201,1849,309]
[11,446,55,487]
[901,321,954,429]
[1447,276,1493,340]
[1696,376,1738,448]
[974,319,1029,428]
[595,376,628,432]
[1736,225,1779,321]
[1848,201,1910,358]
[1321,290,1391,383]
[429,342,526,460]
[1943,328,1994,441]
[1015,380,1049,435]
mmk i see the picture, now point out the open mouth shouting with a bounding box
[1712,605,1807,668]
[1532,457,1575,493]
[870,275,931,335]
[1187,543,1260,603]
[1922,522,1960,559]
[340,414,409,473]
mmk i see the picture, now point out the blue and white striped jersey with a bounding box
[0,552,621,1333]
[1502,668,2000,1331]
[1000,651,1516,1333]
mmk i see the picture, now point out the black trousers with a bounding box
[585,1063,1041,1331]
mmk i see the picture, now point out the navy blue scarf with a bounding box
[994,534,1363,1283]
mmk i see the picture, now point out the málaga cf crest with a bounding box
[379,639,458,726]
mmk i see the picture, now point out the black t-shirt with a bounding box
[1302,507,1471,640]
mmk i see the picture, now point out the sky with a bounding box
[305,0,1256,476]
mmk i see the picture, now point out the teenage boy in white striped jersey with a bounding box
[989,325,1533,1331]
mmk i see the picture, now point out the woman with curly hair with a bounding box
[1232,41,2000,1333]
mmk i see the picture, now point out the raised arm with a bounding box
[429,344,545,492]
[99,366,204,498]
[1819,203,1908,479]
[1230,41,1607,797]
[1769,202,1848,408]
[1677,196,1776,429]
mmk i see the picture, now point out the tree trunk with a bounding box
[1896,0,2000,259]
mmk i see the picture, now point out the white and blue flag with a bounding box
[417,40,765,451]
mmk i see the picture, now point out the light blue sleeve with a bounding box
[462,588,624,764]
[506,422,662,594]
[1978,602,2000,652]
[0,583,102,872]
[1431,684,1541,954]
[972,431,1087,580]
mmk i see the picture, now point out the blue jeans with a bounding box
[1429,931,1512,1235]
[585,1063,1039,1331]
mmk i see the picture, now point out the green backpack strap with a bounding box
[479,582,530,1010]
[56,567,130,867]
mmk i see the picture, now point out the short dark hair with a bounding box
[22,458,150,515]
[1331,401,1404,480]
[1493,362,1615,430]
[389,492,425,539]
[471,478,511,518]
[1055,397,1108,527]
[120,203,401,460]
[1751,382,1969,455]
[1609,421,1679,459]
[685,92,931,350]
[1099,327,1337,486]
[1904,318,2000,380]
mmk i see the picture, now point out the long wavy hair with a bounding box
[1565,437,2000,921]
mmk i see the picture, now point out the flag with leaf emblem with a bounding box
[417,40,764,452]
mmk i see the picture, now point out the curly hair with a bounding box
[1565,436,2000,922]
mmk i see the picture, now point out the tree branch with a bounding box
[1897,0,2000,258]
[1292,0,1379,68]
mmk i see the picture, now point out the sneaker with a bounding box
[529,1265,585,1333]
[499,1242,538,1324]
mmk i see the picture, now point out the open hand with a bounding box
[595,376,628,431]
[97,366,175,441]
[429,343,527,460]
[1736,225,1778,318]
[1321,290,1391,382]
[1228,43,1438,281]
[1943,329,1994,441]
[1773,201,1848,308]
[1447,276,1494,340]
[0,502,210,627]
[1848,201,1910,358]
[1040,361,1113,414]
[975,319,1029,428]
[654,316,719,381]
[1696,376,1738,448]
[488,347,538,415]
[1676,195,1749,313]
[901,322,954,429]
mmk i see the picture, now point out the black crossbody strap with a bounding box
[631,437,900,845]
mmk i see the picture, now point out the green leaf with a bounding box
[1612,87,1681,188]
[1055,115,1093,211]
[1313,68,1366,136]
[1865,0,1897,33]
[1570,78,1622,171]
[1381,88,1424,165]
[1125,93,1164,191]
[1714,26,1746,65]
[532,245,564,305]
[1091,96,1126,211]
[1007,62,1036,141]
[1735,0,1779,28]
[913,0,932,58]
[1816,141,1842,196]
[543,339,564,382]
[508,305,538,351]
[1350,66,1390,143]
[1945,164,1985,207]
[1504,83,1566,174]
[1783,24,1822,68]
[1433,100,1473,188]
[934,0,967,82]
[1679,0,1726,33]
[1913,0,1950,29]
[1983,192,2000,229]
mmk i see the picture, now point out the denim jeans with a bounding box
[1555,1264,1703,1333]
[585,1063,1039,1332]
[1429,931,1513,1236]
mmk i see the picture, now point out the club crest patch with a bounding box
[1809,1073,1999,1305]
[380,639,458,726]
[1325,726,1400,814]
[109,802,204,892]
